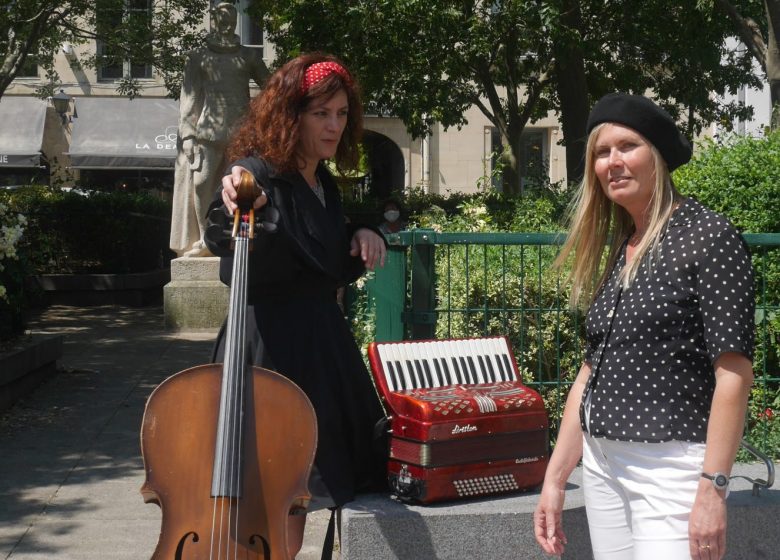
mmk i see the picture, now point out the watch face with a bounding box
[714,474,729,488]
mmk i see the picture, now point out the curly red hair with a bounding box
[225,53,364,175]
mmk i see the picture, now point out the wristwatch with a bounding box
[701,471,730,491]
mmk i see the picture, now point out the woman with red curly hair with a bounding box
[204,53,387,557]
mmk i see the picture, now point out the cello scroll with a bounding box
[231,170,265,245]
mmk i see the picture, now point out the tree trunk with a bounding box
[767,0,780,127]
[500,145,521,195]
[0,45,26,100]
[553,0,589,184]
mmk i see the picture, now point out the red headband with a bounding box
[301,62,352,94]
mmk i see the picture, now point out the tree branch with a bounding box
[716,0,768,73]
[473,59,508,135]
[472,96,503,133]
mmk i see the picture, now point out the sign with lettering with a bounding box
[0,96,47,168]
[135,125,178,152]
[0,153,41,167]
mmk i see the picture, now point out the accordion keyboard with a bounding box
[374,337,517,392]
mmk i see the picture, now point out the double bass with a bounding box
[140,172,318,559]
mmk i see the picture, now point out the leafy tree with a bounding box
[255,0,761,192]
[713,0,780,128]
[0,0,208,100]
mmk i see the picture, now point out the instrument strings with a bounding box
[211,220,251,559]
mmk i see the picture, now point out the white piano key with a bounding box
[389,344,415,390]
[375,337,519,392]
[486,338,508,382]
[376,344,395,391]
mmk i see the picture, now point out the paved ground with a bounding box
[0,305,336,559]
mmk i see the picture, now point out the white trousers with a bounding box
[582,434,707,560]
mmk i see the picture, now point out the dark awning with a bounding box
[68,97,178,170]
[0,96,48,167]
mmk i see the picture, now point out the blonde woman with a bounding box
[533,93,755,560]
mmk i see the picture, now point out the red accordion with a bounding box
[368,337,549,504]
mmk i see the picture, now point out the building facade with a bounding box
[3,6,769,200]
[0,3,572,200]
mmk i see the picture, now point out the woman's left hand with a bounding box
[689,481,727,560]
[350,228,386,270]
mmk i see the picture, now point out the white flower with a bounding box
[0,202,26,301]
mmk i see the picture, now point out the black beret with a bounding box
[586,93,692,171]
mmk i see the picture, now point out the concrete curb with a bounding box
[0,334,63,412]
[342,463,780,559]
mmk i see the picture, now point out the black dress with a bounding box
[203,156,387,508]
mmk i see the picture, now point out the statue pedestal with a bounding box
[164,257,228,331]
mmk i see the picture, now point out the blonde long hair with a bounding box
[555,123,683,308]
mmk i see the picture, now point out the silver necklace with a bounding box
[311,176,326,207]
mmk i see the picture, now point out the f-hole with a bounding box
[174,531,199,559]
[249,534,270,557]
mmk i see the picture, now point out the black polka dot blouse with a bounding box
[580,198,755,443]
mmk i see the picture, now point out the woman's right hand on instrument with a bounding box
[533,481,568,556]
[221,166,267,214]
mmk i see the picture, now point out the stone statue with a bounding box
[170,2,269,257]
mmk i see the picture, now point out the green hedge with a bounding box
[675,132,780,459]
[0,201,30,341]
[674,131,780,233]
[349,133,780,455]
[0,186,174,341]
[0,186,173,275]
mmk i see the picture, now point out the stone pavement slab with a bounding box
[1,305,336,559]
[9,305,776,560]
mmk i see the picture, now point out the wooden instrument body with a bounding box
[141,363,317,559]
[141,170,318,560]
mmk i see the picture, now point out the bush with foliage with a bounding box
[349,187,584,439]
[412,192,583,438]
[674,131,780,233]
[675,130,780,307]
[349,141,780,455]
[0,186,173,274]
[0,201,29,341]
[675,131,780,459]
[342,177,575,231]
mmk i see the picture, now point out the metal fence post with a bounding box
[370,244,406,342]
[405,229,437,340]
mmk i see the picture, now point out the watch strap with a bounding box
[701,471,730,489]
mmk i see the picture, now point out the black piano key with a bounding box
[458,356,471,385]
[395,360,408,390]
[441,358,455,385]
[501,354,515,381]
[484,354,497,382]
[498,354,510,380]
[432,358,445,386]
[466,356,478,384]
[491,353,506,381]
[384,360,397,391]
[476,355,488,383]
[413,359,426,388]
[422,359,434,387]
[391,360,405,390]
[405,359,419,388]
[385,360,396,390]
[452,357,466,384]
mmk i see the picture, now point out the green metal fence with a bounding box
[363,230,780,457]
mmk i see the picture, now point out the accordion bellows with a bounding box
[368,337,549,503]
